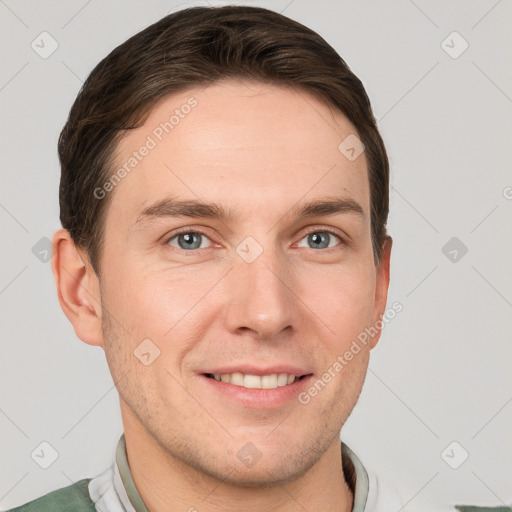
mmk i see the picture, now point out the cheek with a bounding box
[299,260,376,344]
[102,261,223,348]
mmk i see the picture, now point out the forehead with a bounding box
[108,80,369,224]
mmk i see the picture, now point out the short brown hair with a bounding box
[58,5,389,274]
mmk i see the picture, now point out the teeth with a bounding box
[243,374,261,388]
[277,373,288,386]
[261,374,277,389]
[211,372,299,389]
[230,372,244,386]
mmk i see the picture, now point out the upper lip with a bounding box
[201,365,311,377]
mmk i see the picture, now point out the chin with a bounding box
[198,458,313,489]
[177,435,330,490]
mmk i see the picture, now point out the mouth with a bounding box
[199,365,314,408]
[203,372,309,390]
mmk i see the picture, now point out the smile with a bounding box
[204,372,306,389]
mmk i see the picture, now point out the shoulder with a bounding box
[4,479,96,512]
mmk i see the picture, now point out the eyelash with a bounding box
[165,227,345,252]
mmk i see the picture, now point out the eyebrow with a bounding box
[135,196,365,225]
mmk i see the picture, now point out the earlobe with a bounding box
[51,229,104,347]
[369,236,392,350]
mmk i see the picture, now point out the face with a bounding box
[97,80,390,486]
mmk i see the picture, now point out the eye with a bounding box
[167,231,212,250]
[296,230,342,250]
[165,229,343,252]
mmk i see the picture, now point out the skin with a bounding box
[53,80,391,512]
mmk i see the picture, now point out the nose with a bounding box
[223,248,296,340]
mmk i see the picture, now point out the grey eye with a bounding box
[297,231,340,250]
[168,232,207,250]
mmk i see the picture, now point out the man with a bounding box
[8,5,399,511]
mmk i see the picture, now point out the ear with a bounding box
[51,229,104,347]
[369,236,392,349]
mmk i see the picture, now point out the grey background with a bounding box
[1,0,511,510]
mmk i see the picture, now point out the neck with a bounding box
[120,415,354,512]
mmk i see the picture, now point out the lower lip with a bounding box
[200,374,313,408]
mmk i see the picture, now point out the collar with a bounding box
[113,434,369,512]
[115,434,150,512]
